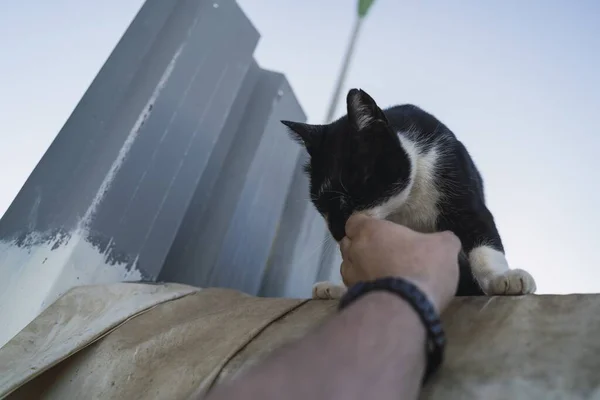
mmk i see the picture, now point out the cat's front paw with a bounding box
[312,282,347,300]
[484,269,537,295]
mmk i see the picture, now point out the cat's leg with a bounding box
[440,206,537,296]
[468,246,536,295]
[312,281,347,299]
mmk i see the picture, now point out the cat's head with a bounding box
[282,88,413,242]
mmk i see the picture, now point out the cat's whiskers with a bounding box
[293,233,333,268]
[324,189,347,197]
[328,195,346,202]
[339,177,349,195]
[294,196,317,204]
[321,236,338,258]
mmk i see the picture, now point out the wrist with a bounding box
[396,276,450,315]
[338,277,447,384]
[356,291,427,333]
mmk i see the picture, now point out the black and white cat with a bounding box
[282,88,536,299]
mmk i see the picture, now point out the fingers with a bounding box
[340,238,354,286]
[340,259,355,287]
[435,230,462,254]
[344,213,371,238]
[340,237,351,260]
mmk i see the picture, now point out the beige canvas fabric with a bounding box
[1,284,599,400]
[0,283,201,398]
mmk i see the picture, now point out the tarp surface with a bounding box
[1,283,599,399]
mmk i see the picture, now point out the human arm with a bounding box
[204,291,427,400]
[202,214,460,400]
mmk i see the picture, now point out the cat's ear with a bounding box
[346,88,388,131]
[281,120,322,155]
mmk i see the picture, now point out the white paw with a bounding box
[484,269,537,295]
[312,281,347,300]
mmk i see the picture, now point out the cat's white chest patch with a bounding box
[364,138,441,233]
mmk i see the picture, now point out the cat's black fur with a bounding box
[282,89,505,296]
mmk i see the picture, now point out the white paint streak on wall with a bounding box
[0,235,142,348]
[0,48,184,348]
[79,44,184,229]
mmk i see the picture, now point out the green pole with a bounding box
[323,0,377,123]
[358,0,377,18]
[316,0,378,284]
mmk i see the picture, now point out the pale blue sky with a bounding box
[1,0,598,294]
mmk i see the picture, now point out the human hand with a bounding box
[340,213,461,313]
